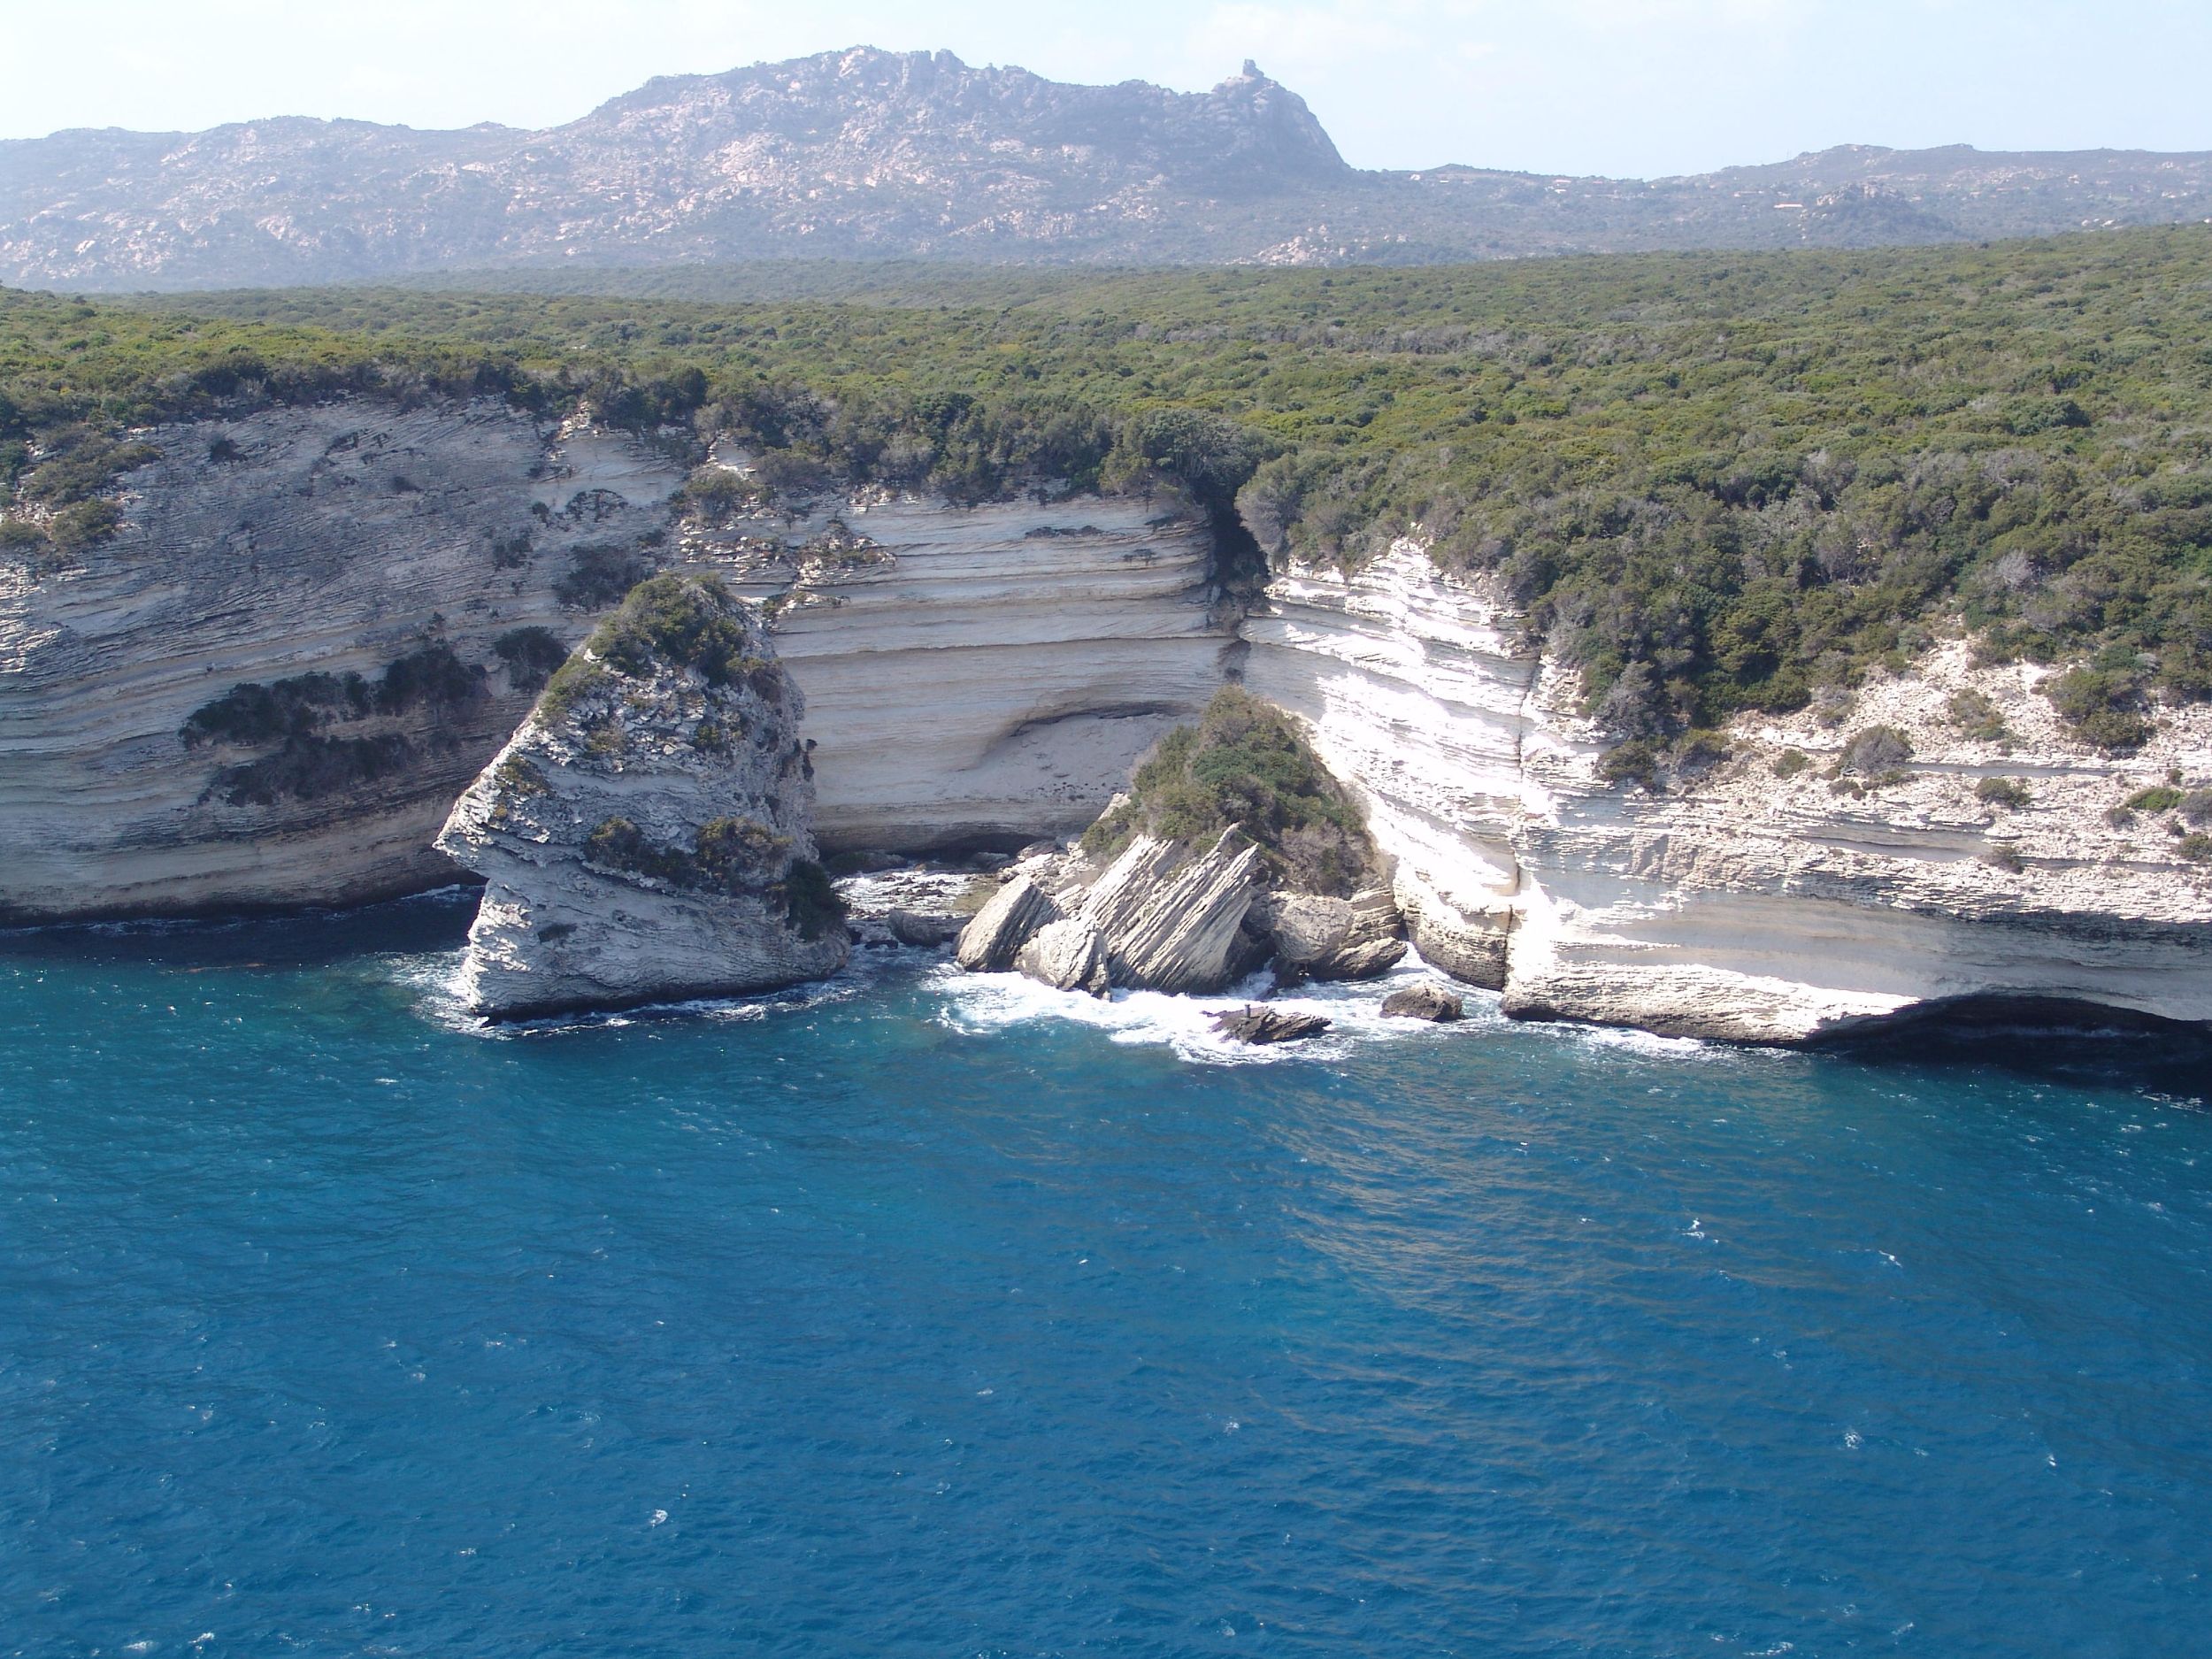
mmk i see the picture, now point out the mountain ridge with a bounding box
[4,45,2209,289]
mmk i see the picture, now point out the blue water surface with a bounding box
[3,894,2209,1658]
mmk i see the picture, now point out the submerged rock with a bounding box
[1213,1004,1333,1045]
[1380,983,1465,1022]
[436,574,848,1019]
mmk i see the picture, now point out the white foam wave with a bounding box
[926,949,1502,1067]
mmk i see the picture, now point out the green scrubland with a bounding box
[5,227,2211,752]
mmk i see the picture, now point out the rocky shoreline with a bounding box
[6,403,2208,1046]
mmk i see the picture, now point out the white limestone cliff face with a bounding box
[695,485,1235,854]
[436,575,845,1018]
[1239,542,2212,1040]
[0,408,1233,921]
[1240,543,1532,985]
[0,399,681,921]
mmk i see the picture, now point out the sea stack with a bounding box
[437,574,848,1019]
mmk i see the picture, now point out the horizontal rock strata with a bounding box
[1240,542,2212,1041]
[707,487,1236,855]
[436,575,847,1018]
[0,400,681,921]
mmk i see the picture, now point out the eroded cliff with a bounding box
[0,403,1235,920]
[437,573,845,1018]
[1241,542,2212,1041]
[0,400,677,920]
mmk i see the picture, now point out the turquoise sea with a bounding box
[4,892,2208,1658]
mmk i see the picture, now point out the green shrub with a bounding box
[1596,738,1662,789]
[1947,687,2009,742]
[780,858,848,939]
[537,657,614,722]
[374,643,485,715]
[573,572,780,700]
[493,626,571,693]
[1771,748,1811,779]
[45,497,122,553]
[1985,842,2026,873]
[2047,664,2152,751]
[211,733,413,805]
[1839,725,1913,776]
[1975,777,2033,809]
[2125,786,2184,813]
[182,672,372,747]
[1081,685,1375,895]
[556,542,657,610]
[2181,790,2212,827]
[694,816,787,886]
[2179,832,2212,864]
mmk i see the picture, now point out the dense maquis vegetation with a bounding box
[6,227,2212,751]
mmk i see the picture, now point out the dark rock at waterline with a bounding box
[1381,983,1464,1022]
[1213,1004,1332,1044]
[887,909,963,948]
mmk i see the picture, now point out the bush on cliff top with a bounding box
[1082,686,1376,896]
[13,227,2212,751]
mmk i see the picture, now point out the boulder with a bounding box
[887,909,963,948]
[1018,918,1112,996]
[1380,983,1465,1022]
[954,872,1059,971]
[1095,828,1265,994]
[1262,885,1408,983]
[1213,1004,1333,1044]
[436,573,848,1019]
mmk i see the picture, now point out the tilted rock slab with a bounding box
[1259,887,1407,982]
[955,873,1062,972]
[956,828,1264,995]
[1017,918,1112,996]
[1096,830,1266,993]
[437,575,847,1019]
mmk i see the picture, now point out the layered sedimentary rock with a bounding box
[0,407,1233,921]
[0,400,681,921]
[1240,544,1531,985]
[954,828,1266,995]
[436,575,846,1018]
[700,485,1234,854]
[1240,543,2212,1041]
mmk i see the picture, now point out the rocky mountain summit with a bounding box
[6,46,2210,288]
[436,573,848,1019]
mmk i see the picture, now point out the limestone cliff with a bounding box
[693,479,1234,854]
[1241,542,2212,1041]
[436,574,846,1019]
[0,399,682,921]
[0,405,1233,920]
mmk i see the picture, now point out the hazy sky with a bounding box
[4,0,2208,177]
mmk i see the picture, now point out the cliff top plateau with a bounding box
[5,45,2212,289]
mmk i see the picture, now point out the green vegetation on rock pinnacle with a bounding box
[1083,687,1378,895]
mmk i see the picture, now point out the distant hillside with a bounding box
[3,46,2210,289]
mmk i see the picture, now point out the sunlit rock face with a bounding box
[436,575,845,1020]
[1,415,1233,922]
[701,488,1238,856]
[0,400,681,922]
[1238,542,2212,1041]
